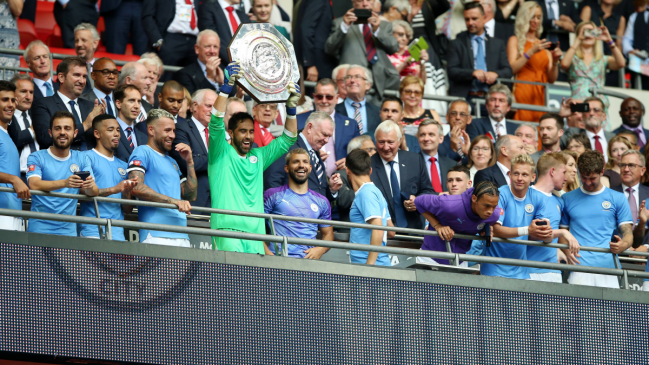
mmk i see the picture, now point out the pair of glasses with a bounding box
[94,69,120,76]
[314,94,335,101]
[472,147,490,152]
[589,108,603,114]
[620,163,642,170]
[403,90,422,96]
[344,75,367,81]
[449,111,470,118]
[259,104,278,110]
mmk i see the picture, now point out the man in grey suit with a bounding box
[80,58,118,118]
[531,113,564,164]
[324,0,400,101]
[561,96,615,163]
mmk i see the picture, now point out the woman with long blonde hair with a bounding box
[560,20,625,116]
[561,150,580,193]
[506,1,562,122]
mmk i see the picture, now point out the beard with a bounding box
[53,135,73,149]
[288,169,309,185]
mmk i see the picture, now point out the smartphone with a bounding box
[584,28,601,38]
[570,103,590,113]
[548,42,558,51]
[74,171,91,181]
[353,8,372,24]
[535,220,548,226]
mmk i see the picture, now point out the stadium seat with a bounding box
[18,19,38,49]
[46,25,64,49]
[34,0,56,42]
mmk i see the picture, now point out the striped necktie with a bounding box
[309,149,324,186]
[363,24,377,64]
[125,127,134,148]
[352,102,363,133]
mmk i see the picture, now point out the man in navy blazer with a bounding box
[171,89,217,208]
[614,97,649,151]
[293,0,338,80]
[31,57,100,151]
[142,0,199,67]
[100,0,147,55]
[370,121,436,229]
[24,41,59,102]
[334,66,381,137]
[466,84,518,142]
[197,0,251,69]
[113,84,148,162]
[613,150,649,248]
[264,112,342,202]
[173,30,224,95]
[473,135,525,188]
[416,119,457,193]
[157,80,188,124]
[297,79,360,171]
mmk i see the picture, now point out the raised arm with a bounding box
[175,143,197,202]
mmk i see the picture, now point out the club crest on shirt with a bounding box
[118,168,126,176]
[250,156,258,164]
[69,164,80,173]
[525,204,534,213]
[602,201,612,210]
[310,203,319,212]
[477,223,485,230]
[28,164,35,171]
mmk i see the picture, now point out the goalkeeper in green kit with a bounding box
[208,61,300,253]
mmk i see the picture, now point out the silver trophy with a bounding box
[227,23,300,104]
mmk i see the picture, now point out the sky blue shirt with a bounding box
[0,126,21,212]
[27,148,93,236]
[481,185,547,279]
[349,182,391,266]
[344,98,368,134]
[560,186,633,269]
[263,185,331,258]
[471,32,487,69]
[527,187,562,274]
[79,149,128,240]
[127,145,189,241]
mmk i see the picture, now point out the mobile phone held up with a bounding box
[548,42,558,51]
[74,171,91,181]
[353,8,372,24]
[584,28,601,39]
[570,103,590,113]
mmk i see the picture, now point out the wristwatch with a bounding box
[153,39,163,48]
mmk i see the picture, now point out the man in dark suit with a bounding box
[24,41,58,102]
[370,120,436,229]
[197,0,251,69]
[113,84,148,162]
[173,30,224,95]
[473,134,526,188]
[118,62,153,134]
[480,0,514,43]
[294,0,338,81]
[54,0,99,48]
[614,149,649,248]
[325,1,400,99]
[466,84,518,142]
[334,65,381,137]
[100,0,147,55]
[614,97,649,151]
[297,78,360,174]
[417,119,457,193]
[142,0,199,67]
[538,0,579,53]
[31,57,103,151]
[81,58,118,118]
[171,89,217,208]
[158,80,187,124]
[8,74,38,183]
[447,2,512,109]
[264,111,343,201]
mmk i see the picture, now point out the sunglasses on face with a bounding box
[314,94,335,101]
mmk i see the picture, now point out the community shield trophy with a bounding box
[227,23,300,104]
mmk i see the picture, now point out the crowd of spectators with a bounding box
[1,0,649,290]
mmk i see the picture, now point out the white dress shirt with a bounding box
[381,153,401,193]
[621,182,641,214]
[585,129,609,163]
[484,18,495,38]
[167,0,199,35]
[490,117,507,138]
[56,91,82,122]
[497,161,511,186]
[422,151,442,187]
[191,117,209,150]
[33,77,55,97]
[117,116,139,149]
[219,0,241,35]
[14,110,39,173]
[623,9,649,55]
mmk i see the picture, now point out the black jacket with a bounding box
[31,93,95,150]
[420,151,457,193]
[197,0,251,66]
[32,80,59,102]
[170,118,211,208]
[293,0,337,79]
[173,60,217,96]
[115,120,148,163]
[141,0,177,46]
[466,117,518,142]
[334,101,381,138]
[473,163,508,188]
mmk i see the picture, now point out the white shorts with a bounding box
[642,281,649,292]
[568,272,619,288]
[528,272,562,283]
[416,255,469,268]
[143,233,191,248]
[0,216,24,231]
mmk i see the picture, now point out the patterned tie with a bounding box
[310,149,325,186]
[184,0,197,30]
[137,110,146,124]
[389,160,408,228]
[429,156,442,193]
[226,6,239,35]
[363,24,377,65]
[125,127,134,148]
[105,95,114,116]
[204,127,209,148]
[44,82,53,97]
[352,102,363,133]
[495,122,503,139]
[633,128,646,149]
[260,125,274,146]
[628,187,638,225]
[593,135,604,154]
[22,111,37,153]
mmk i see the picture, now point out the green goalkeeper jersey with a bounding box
[208,112,297,253]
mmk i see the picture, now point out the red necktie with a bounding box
[184,0,197,30]
[363,24,377,64]
[429,157,442,193]
[260,126,274,146]
[593,135,603,154]
[226,6,239,35]
[204,127,209,148]
[275,113,283,126]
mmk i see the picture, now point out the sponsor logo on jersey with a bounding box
[602,201,612,210]
[69,164,80,173]
[133,160,142,166]
[477,223,485,230]
[28,164,35,171]
[250,156,258,164]
[310,203,319,212]
[118,168,127,176]
[525,204,534,213]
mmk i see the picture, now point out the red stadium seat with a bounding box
[17,19,38,49]
[46,25,64,48]
[35,1,57,43]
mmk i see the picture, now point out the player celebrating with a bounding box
[263,148,334,259]
[209,61,300,254]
